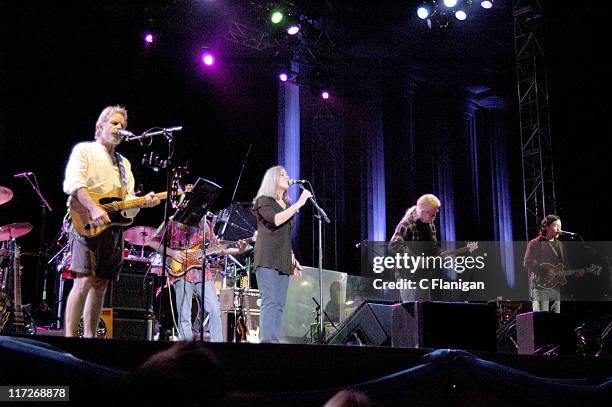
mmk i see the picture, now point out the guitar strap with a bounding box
[546,240,563,264]
[114,151,128,197]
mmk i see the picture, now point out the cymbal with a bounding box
[124,226,156,246]
[0,186,13,205]
[0,222,33,242]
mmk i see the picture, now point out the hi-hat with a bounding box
[124,226,156,246]
[0,186,13,205]
[0,222,33,242]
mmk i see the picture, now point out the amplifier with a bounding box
[106,270,155,312]
[220,289,260,312]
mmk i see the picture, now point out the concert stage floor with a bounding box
[2,333,612,406]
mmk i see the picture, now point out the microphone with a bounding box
[559,230,578,236]
[14,172,33,178]
[289,179,307,185]
[117,129,135,139]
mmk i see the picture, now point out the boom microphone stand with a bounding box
[16,172,53,322]
[123,126,182,340]
[296,182,330,343]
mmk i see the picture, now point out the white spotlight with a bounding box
[444,0,458,7]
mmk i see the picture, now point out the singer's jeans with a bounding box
[174,280,223,342]
[256,266,290,343]
[532,287,561,313]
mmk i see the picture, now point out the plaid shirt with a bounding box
[389,208,440,256]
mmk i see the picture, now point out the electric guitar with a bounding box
[166,237,255,278]
[69,187,167,238]
[392,241,479,278]
[0,243,35,335]
[242,289,260,344]
[536,262,601,289]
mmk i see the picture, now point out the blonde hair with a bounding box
[403,194,441,221]
[95,105,127,139]
[253,165,290,206]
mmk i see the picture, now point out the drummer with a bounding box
[146,217,248,342]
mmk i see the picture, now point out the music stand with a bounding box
[171,177,222,341]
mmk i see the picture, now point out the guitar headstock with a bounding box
[466,241,479,253]
[587,264,602,276]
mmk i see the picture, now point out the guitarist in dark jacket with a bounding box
[389,194,442,302]
[62,105,160,337]
[523,214,581,313]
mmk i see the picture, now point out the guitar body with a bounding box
[69,188,132,238]
[166,237,255,278]
[539,263,567,289]
[167,250,203,278]
[70,187,167,238]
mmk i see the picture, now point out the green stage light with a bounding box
[271,11,284,24]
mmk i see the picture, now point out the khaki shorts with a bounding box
[69,226,123,280]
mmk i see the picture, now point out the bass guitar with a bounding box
[70,187,167,238]
[167,237,254,278]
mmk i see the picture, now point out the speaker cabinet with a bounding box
[106,269,155,312]
[392,301,497,352]
[112,309,150,341]
[326,301,395,346]
[516,311,575,355]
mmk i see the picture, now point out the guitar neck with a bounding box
[13,248,22,310]
[100,192,167,212]
[441,246,469,257]
[558,268,584,277]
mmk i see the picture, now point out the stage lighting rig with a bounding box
[416,0,494,28]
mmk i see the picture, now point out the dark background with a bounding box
[1,1,610,309]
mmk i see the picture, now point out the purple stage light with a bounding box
[201,52,214,66]
[279,72,289,82]
[321,91,330,100]
[144,33,154,44]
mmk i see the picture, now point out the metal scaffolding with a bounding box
[513,0,557,239]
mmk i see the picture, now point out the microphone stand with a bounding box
[127,128,179,340]
[20,173,53,319]
[297,182,330,343]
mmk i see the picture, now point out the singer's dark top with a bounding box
[523,237,568,290]
[252,196,295,275]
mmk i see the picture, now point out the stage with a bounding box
[2,330,612,406]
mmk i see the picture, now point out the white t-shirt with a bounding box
[63,141,138,216]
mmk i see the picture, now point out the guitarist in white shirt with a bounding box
[62,105,160,338]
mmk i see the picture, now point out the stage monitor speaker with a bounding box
[392,301,497,352]
[326,301,395,346]
[516,311,576,355]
